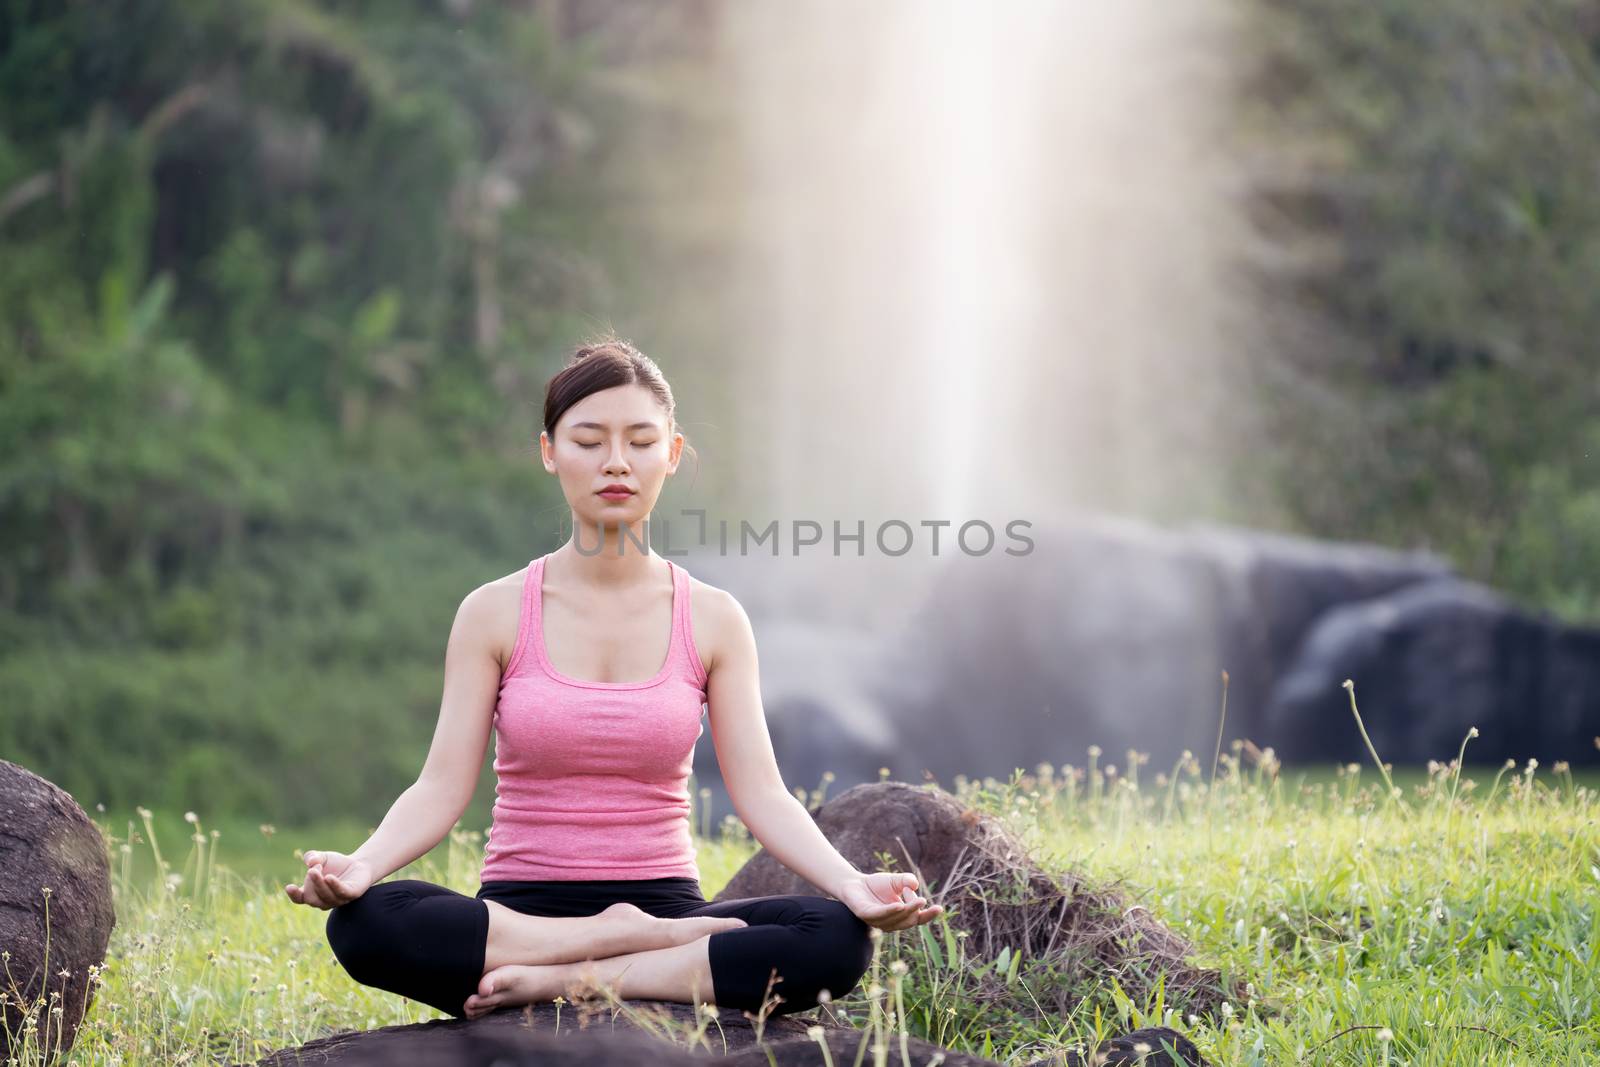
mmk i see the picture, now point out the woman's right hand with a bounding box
[284,850,374,909]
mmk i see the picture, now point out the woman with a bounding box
[285,338,943,1021]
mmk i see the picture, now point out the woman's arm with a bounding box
[701,587,941,930]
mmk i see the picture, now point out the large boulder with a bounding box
[863,515,1454,781]
[690,515,1599,807]
[718,781,1242,1023]
[250,1006,999,1066]
[249,1006,1209,1066]
[1264,579,1600,765]
[0,760,116,1062]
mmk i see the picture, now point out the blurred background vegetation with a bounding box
[2,0,1596,830]
[1239,0,1600,619]
[0,0,736,829]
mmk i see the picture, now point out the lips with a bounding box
[597,485,635,497]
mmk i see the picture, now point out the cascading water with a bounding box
[700,0,1250,624]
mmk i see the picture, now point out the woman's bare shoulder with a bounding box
[464,564,530,671]
[682,570,750,677]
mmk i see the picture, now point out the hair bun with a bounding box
[568,338,639,367]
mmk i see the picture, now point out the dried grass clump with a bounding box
[720,781,1243,1025]
[934,794,1238,1019]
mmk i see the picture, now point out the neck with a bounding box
[556,521,659,588]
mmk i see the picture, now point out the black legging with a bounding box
[324,876,875,1020]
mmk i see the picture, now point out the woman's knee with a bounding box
[320,880,489,1018]
[814,900,875,999]
[704,896,878,1011]
[324,880,422,982]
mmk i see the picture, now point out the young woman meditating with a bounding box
[284,338,943,1021]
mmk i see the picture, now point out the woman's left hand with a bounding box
[836,872,944,932]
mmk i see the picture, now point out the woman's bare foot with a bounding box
[589,903,747,957]
[465,933,726,1019]
[484,901,748,971]
[464,963,560,1019]
[652,910,750,948]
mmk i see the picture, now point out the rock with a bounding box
[1085,1026,1208,1066]
[249,999,1210,1066]
[717,781,1243,1022]
[688,514,1597,813]
[1019,1026,1212,1067]
[864,515,1454,784]
[0,759,116,1062]
[1264,578,1600,765]
[247,1000,1003,1066]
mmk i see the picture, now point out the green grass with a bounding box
[4,747,1597,1065]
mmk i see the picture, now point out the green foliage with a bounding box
[0,0,657,821]
[0,453,544,825]
[0,0,613,593]
[1240,0,1600,621]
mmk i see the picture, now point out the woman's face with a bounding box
[541,383,683,528]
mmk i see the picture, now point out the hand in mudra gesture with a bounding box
[284,850,375,909]
[836,872,943,932]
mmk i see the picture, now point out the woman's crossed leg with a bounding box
[466,893,876,1019]
[324,880,874,1020]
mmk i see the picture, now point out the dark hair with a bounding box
[543,333,697,468]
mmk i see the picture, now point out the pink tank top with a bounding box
[480,553,709,882]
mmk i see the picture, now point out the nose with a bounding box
[603,438,630,475]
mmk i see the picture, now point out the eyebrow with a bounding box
[569,421,661,432]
